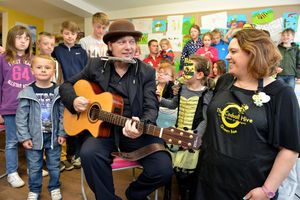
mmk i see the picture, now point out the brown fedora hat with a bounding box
[103,20,142,44]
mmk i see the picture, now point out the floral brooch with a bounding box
[252,92,270,107]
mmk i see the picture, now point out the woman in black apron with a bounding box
[195,29,300,200]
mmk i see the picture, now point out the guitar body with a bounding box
[63,80,123,137]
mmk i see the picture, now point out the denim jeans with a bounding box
[277,75,296,89]
[26,133,61,193]
[3,115,19,174]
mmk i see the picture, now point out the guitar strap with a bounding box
[111,143,167,161]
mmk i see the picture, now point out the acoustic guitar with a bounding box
[63,80,199,150]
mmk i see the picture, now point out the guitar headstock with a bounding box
[160,127,200,150]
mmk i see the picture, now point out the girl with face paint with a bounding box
[159,55,215,200]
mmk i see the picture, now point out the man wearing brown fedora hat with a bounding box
[59,19,173,200]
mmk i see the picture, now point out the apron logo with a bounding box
[217,103,253,134]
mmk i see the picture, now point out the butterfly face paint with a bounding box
[183,59,195,80]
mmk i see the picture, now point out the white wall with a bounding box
[44,16,84,35]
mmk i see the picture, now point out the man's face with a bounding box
[149,41,159,55]
[109,36,136,60]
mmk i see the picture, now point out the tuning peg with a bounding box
[183,127,189,131]
[193,130,198,134]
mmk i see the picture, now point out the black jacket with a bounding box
[59,58,159,124]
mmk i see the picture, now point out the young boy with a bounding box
[211,29,229,71]
[79,12,109,57]
[37,32,64,86]
[16,54,66,200]
[277,28,300,89]
[52,20,88,170]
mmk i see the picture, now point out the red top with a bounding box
[143,54,161,68]
[195,46,219,63]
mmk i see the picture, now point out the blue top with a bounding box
[52,43,88,80]
[212,40,229,71]
[180,38,202,70]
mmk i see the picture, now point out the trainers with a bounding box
[59,162,65,172]
[50,188,62,200]
[7,172,25,188]
[71,156,81,168]
[27,168,49,177]
[27,192,39,200]
[61,160,74,171]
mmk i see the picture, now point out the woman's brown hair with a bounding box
[232,29,282,79]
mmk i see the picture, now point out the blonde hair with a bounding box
[233,29,282,78]
[32,54,56,69]
[202,32,213,41]
[38,31,54,42]
[157,62,176,81]
[159,38,172,49]
[5,25,32,64]
[92,12,109,25]
[61,21,80,33]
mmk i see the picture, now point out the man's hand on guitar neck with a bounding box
[73,96,90,112]
[123,116,142,139]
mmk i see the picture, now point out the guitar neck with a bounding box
[97,110,161,137]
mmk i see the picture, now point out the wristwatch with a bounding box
[262,185,275,198]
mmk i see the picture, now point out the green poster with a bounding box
[182,16,195,35]
[138,33,148,45]
[252,8,274,24]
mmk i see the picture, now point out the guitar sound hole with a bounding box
[89,104,101,122]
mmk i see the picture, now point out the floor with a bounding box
[0,131,179,200]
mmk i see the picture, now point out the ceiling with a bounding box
[0,0,195,20]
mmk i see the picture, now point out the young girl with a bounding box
[16,54,66,200]
[156,62,177,128]
[195,32,219,64]
[159,38,175,63]
[212,59,226,83]
[159,55,214,200]
[0,25,35,188]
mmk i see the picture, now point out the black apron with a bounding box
[197,80,278,199]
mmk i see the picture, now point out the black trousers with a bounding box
[79,132,173,200]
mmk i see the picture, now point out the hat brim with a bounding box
[103,31,143,44]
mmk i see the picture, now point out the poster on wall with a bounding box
[167,15,183,35]
[16,22,37,54]
[256,18,283,45]
[182,16,195,35]
[227,14,247,28]
[166,34,183,52]
[282,12,299,31]
[152,19,167,33]
[132,18,152,33]
[201,12,227,30]
[252,8,274,25]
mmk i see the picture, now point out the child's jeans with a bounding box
[26,133,61,194]
[3,114,19,174]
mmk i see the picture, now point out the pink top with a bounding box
[195,46,219,63]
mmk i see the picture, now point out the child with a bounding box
[37,32,63,85]
[159,55,214,200]
[79,12,109,57]
[156,62,176,99]
[180,25,203,72]
[52,20,88,170]
[195,32,219,64]
[224,19,240,43]
[277,28,300,89]
[159,38,175,63]
[211,29,229,70]
[16,54,66,200]
[0,25,35,188]
[212,59,226,83]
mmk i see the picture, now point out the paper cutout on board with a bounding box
[256,18,283,45]
[152,19,167,33]
[182,16,195,35]
[227,14,247,28]
[282,12,299,31]
[167,15,183,34]
[132,18,153,33]
[252,8,274,24]
[201,12,227,30]
[200,28,211,39]
[166,34,183,52]
[139,34,148,45]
